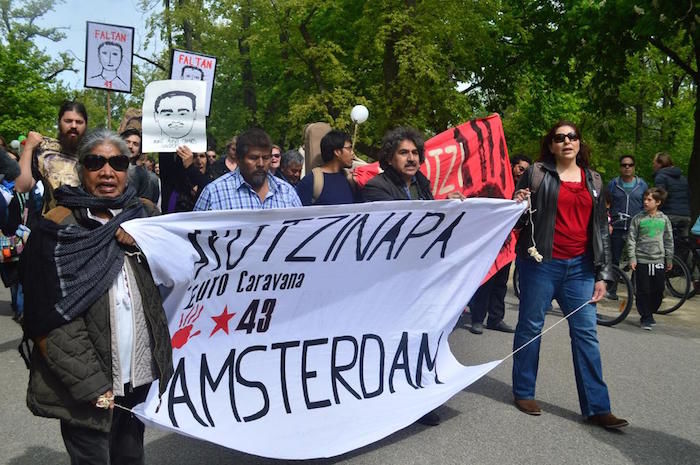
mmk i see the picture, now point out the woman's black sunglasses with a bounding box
[82,154,130,172]
[552,132,579,143]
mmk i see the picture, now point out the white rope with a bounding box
[502,299,592,362]
[113,403,133,413]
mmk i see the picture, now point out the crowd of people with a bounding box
[0,99,697,464]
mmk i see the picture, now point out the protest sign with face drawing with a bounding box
[84,21,134,93]
[142,80,207,153]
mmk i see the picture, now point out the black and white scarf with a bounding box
[22,185,146,337]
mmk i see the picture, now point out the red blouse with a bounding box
[552,169,592,259]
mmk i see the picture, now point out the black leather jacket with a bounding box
[515,162,613,283]
[360,167,434,202]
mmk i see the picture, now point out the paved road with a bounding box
[2,284,699,465]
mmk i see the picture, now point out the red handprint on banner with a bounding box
[171,304,203,349]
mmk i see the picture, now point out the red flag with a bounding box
[422,114,515,281]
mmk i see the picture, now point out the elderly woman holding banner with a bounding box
[512,121,628,430]
[22,128,173,464]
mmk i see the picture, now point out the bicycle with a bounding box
[602,214,692,318]
[672,233,700,299]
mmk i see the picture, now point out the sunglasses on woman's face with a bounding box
[82,154,130,172]
[552,132,579,143]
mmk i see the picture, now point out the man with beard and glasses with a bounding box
[194,128,301,211]
[16,101,88,214]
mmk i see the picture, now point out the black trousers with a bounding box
[469,262,510,326]
[60,384,149,465]
[634,263,665,321]
[610,229,627,266]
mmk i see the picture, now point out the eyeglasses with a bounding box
[552,132,579,143]
[342,145,354,152]
[271,152,281,158]
[82,154,130,172]
[620,163,635,168]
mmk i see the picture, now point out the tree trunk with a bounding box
[178,0,193,49]
[690,86,700,221]
[164,0,173,52]
[381,0,416,132]
[298,7,337,119]
[238,0,257,123]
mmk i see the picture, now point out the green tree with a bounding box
[0,0,74,139]
[556,0,699,218]
[145,0,529,157]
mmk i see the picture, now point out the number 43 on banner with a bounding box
[236,298,276,334]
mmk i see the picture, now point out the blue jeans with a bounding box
[512,255,611,417]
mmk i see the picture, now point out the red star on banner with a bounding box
[210,306,236,337]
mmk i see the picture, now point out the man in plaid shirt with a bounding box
[194,128,301,211]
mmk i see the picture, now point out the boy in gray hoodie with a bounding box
[627,187,674,330]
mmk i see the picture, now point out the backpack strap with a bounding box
[311,167,324,204]
[344,168,356,195]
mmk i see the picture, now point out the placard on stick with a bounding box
[84,21,134,93]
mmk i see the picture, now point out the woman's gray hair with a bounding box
[76,129,131,184]
[77,128,130,164]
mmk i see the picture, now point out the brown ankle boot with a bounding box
[587,413,629,430]
[514,399,542,416]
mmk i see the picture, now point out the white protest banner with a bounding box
[122,199,525,459]
[170,49,217,116]
[84,21,134,93]
[142,80,207,153]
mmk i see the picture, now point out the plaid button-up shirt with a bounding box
[194,169,302,211]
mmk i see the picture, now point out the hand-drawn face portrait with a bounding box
[98,41,123,72]
[154,90,197,139]
[181,65,204,81]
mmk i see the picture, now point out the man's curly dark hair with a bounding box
[378,127,425,170]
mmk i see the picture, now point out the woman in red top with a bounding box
[511,121,628,430]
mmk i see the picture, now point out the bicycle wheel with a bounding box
[512,264,520,299]
[657,255,691,314]
[596,265,633,326]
